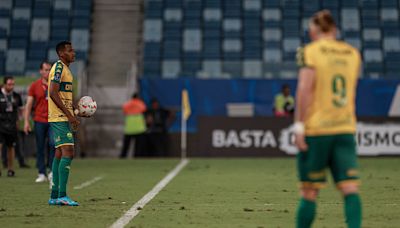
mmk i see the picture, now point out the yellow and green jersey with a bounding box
[48,60,74,122]
[297,38,362,136]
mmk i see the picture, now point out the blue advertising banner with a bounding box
[140,79,400,132]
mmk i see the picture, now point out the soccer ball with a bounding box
[77,96,97,117]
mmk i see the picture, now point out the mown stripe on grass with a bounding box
[110,159,189,228]
[73,176,104,190]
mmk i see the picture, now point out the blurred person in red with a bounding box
[24,61,55,183]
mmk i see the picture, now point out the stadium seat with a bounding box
[9,38,28,48]
[203,39,221,59]
[279,61,297,78]
[262,9,281,22]
[33,1,51,18]
[345,38,362,50]
[28,45,47,60]
[52,18,70,28]
[163,48,181,59]
[341,8,360,31]
[30,18,50,41]
[263,0,281,8]
[223,19,241,31]
[71,29,90,52]
[144,19,162,42]
[165,0,182,8]
[201,60,222,78]
[164,8,182,21]
[364,49,383,63]
[25,59,42,71]
[203,9,222,21]
[244,0,261,11]
[182,60,201,76]
[10,19,30,38]
[205,0,221,7]
[361,0,378,8]
[363,28,381,48]
[13,8,31,20]
[54,0,72,10]
[263,62,281,78]
[381,0,398,7]
[0,0,12,10]
[263,28,282,42]
[162,60,181,78]
[263,48,282,63]
[383,37,400,52]
[283,38,300,53]
[183,29,201,51]
[302,0,320,17]
[364,62,383,78]
[47,49,57,62]
[50,29,70,40]
[71,18,90,28]
[144,42,161,60]
[6,49,26,74]
[14,0,32,8]
[0,18,10,35]
[139,0,399,78]
[243,60,262,78]
[381,8,399,21]
[223,39,241,52]
[223,61,241,78]
[0,39,7,51]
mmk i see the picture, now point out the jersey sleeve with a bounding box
[296,45,315,68]
[51,62,64,84]
[27,82,35,96]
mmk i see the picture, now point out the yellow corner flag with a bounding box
[182,89,191,120]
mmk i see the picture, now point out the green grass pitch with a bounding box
[0,158,399,228]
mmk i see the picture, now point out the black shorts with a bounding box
[0,132,17,147]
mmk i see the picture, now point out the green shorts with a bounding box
[49,122,74,148]
[297,134,359,189]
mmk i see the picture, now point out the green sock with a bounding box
[59,157,72,198]
[296,198,316,228]
[50,158,60,199]
[344,194,362,228]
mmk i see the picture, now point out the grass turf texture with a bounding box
[0,158,399,228]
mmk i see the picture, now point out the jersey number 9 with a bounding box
[332,74,347,107]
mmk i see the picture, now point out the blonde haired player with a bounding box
[294,10,362,228]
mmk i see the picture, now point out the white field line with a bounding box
[73,176,104,190]
[110,159,190,228]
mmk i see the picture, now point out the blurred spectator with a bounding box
[0,76,23,177]
[1,126,30,169]
[144,98,175,157]
[119,93,147,158]
[24,61,55,183]
[274,84,295,117]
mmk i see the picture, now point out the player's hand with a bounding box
[68,115,80,131]
[74,109,91,118]
[23,122,31,135]
[77,112,91,118]
[295,133,308,152]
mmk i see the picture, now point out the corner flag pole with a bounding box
[181,89,191,159]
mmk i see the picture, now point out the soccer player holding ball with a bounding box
[47,41,91,206]
[294,10,362,228]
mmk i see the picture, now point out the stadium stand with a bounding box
[142,0,400,79]
[0,0,92,75]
